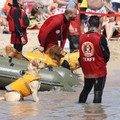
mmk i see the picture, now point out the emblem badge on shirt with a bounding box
[56,30,60,34]
[82,41,94,57]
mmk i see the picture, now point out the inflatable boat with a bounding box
[0,56,80,91]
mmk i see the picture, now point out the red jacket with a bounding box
[79,32,107,78]
[38,14,70,51]
[8,6,29,32]
[8,6,29,44]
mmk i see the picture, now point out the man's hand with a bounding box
[21,37,26,45]
[38,46,44,52]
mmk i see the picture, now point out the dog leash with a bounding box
[64,39,71,70]
[59,25,71,70]
[32,47,38,52]
[32,47,45,62]
[42,52,45,62]
[61,25,71,69]
[57,25,63,47]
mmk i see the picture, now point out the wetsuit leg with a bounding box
[14,44,23,52]
[93,76,106,103]
[79,78,94,103]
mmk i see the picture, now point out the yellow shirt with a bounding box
[80,0,87,8]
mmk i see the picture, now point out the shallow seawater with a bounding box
[0,71,120,120]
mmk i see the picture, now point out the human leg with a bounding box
[79,78,94,103]
[14,44,23,52]
[93,76,106,103]
[105,22,115,40]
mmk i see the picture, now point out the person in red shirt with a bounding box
[8,0,29,52]
[37,7,78,52]
[79,16,110,103]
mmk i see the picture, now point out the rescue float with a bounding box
[0,55,80,92]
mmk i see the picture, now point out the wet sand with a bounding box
[0,31,120,119]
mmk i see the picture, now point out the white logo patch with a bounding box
[56,30,60,34]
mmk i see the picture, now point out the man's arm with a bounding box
[104,1,116,13]
[100,35,110,63]
[13,9,24,37]
[54,0,68,6]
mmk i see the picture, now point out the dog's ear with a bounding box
[38,61,45,69]
[45,45,63,57]
[54,52,63,58]
[31,59,39,67]
[55,49,67,58]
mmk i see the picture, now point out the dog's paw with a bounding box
[34,97,39,102]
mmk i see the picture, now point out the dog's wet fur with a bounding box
[5,45,28,60]
[45,45,67,66]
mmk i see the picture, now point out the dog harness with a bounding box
[45,55,60,66]
[5,74,40,97]
[24,52,59,66]
[61,52,80,71]
[24,51,80,70]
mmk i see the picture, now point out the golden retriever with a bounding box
[5,44,67,67]
[45,45,67,66]
[5,45,27,60]
[0,58,45,102]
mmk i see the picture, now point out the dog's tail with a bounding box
[5,45,16,57]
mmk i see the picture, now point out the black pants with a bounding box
[79,76,106,103]
[14,44,23,52]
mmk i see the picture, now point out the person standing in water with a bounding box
[78,16,110,103]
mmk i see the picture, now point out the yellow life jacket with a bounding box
[5,74,40,97]
[25,52,59,66]
[24,51,80,70]
[61,52,80,71]
[45,55,59,66]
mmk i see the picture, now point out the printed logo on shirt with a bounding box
[56,30,60,34]
[82,41,94,57]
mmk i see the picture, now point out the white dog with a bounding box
[0,58,45,102]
